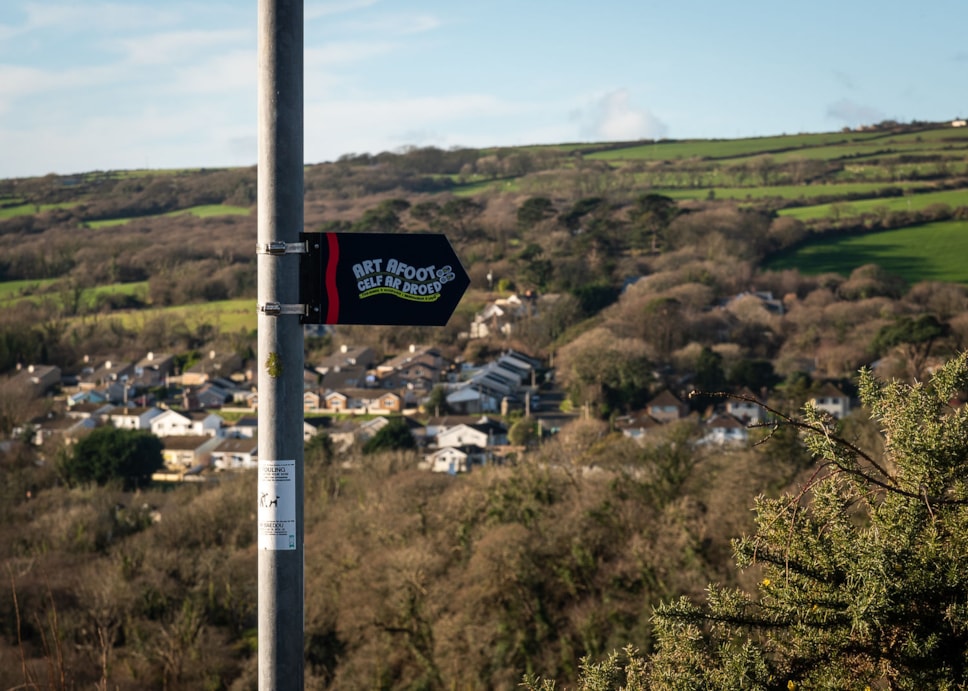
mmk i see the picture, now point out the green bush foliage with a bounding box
[643,352,968,690]
[58,426,163,489]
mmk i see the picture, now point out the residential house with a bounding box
[467,294,535,339]
[76,357,134,391]
[319,364,368,392]
[615,412,662,440]
[186,381,235,410]
[809,383,851,419]
[161,435,221,470]
[17,413,96,447]
[224,416,259,439]
[65,401,114,421]
[211,436,258,470]
[131,352,175,388]
[181,350,243,386]
[700,413,750,445]
[108,406,162,431]
[444,384,500,415]
[376,345,445,379]
[314,345,378,375]
[424,445,487,474]
[304,416,330,442]
[304,389,325,412]
[646,390,688,423]
[327,420,360,453]
[150,409,224,437]
[10,364,62,397]
[323,388,404,414]
[67,389,112,407]
[726,387,768,425]
[435,418,508,450]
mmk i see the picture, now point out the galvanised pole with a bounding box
[257,0,304,688]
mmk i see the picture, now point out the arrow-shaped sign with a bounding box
[299,232,470,326]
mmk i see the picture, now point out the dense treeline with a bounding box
[0,415,811,689]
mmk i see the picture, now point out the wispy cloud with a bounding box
[20,1,181,33]
[116,29,250,66]
[575,89,667,142]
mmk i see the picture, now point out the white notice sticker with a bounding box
[258,459,297,550]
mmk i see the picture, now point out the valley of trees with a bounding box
[2,120,968,688]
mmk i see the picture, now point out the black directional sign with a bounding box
[300,232,470,326]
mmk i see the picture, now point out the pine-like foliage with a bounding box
[646,352,968,690]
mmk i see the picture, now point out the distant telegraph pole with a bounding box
[257,0,304,689]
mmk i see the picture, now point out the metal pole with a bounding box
[257,0,304,688]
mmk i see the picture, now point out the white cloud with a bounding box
[21,1,181,33]
[0,62,123,106]
[577,89,667,142]
[116,29,250,66]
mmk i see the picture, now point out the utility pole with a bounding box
[257,0,304,688]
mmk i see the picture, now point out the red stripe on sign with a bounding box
[325,233,340,323]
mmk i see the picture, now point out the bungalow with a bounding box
[211,436,258,470]
[161,435,221,470]
[424,445,487,474]
[108,406,162,431]
[150,409,224,438]
[436,419,507,450]
[809,383,851,419]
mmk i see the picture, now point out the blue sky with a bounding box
[1,0,966,179]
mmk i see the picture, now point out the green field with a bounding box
[646,181,935,202]
[85,204,252,228]
[0,278,58,302]
[583,126,968,164]
[586,131,889,162]
[0,201,78,218]
[767,220,968,285]
[115,297,257,333]
[0,280,149,311]
[778,188,968,220]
